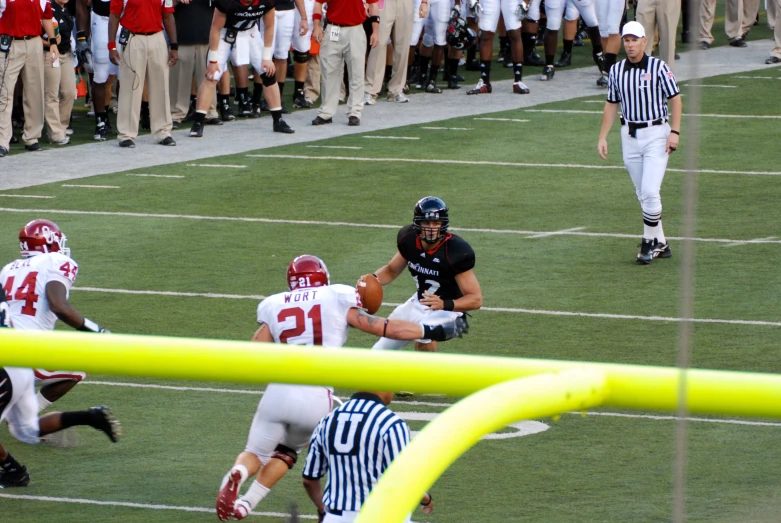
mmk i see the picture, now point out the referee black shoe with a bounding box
[0,466,30,488]
[653,241,672,259]
[637,239,654,265]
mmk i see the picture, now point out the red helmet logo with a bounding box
[19,219,70,257]
[287,255,330,290]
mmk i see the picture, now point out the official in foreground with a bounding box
[597,21,682,265]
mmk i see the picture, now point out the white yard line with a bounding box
[61,185,120,189]
[126,174,185,178]
[582,100,607,103]
[363,136,420,140]
[473,118,530,122]
[420,127,474,130]
[0,494,316,519]
[306,145,363,149]
[732,75,781,79]
[680,84,737,88]
[0,194,54,198]
[186,163,246,168]
[722,236,777,248]
[245,154,781,176]
[525,227,586,239]
[2,207,780,245]
[69,286,781,327]
[525,109,781,119]
[577,411,781,427]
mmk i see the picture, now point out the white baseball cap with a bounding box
[621,21,646,38]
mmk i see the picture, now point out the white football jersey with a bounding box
[0,252,79,331]
[256,284,361,348]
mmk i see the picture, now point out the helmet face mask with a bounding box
[413,196,450,244]
[19,219,70,258]
[287,255,331,291]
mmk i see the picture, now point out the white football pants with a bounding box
[621,122,670,223]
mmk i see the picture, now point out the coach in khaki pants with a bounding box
[109,0,179,147]
[767,0,781,63]
[44,0,78,145]
[311,0,380,126]
[636,0,679,67]
[699,0,758,47]
[364,0,414,103]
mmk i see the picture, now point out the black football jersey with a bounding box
[396,224,475,301]
[214,0,274,31]
[92,0,111,18]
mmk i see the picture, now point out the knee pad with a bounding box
[272,444,298,469]
[293,50,311,63]
[261,73,277,87]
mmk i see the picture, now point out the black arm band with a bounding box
[382,319,389,338]
[369,15,380,23]
[670,130,679,135]
[169,42,179,50]
[421,493,433,506]
[442,299,455,311]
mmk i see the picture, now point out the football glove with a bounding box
[469,0,483,17]
[76,39,94,74]
[515,0,529,20]
[423,316,469,341]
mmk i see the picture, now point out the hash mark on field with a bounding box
[526,227,586,239]
[69,287,781,327]
[0,194,54,199]
[473,118,530,122]
[722,236,777,248]
[363,136,420,140]
[525,109,781,119]
[2,208,780,245]
[306,145,363,150]
[0,494,317,519]
[126,174,185,178]
[681,84,737,88]
[61,184,120,189]
[420,127,474,130]
[245,154,781,176]
[186,163,246,168]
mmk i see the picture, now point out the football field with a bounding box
[1,67,781,522]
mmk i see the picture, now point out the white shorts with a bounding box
[478,0,523,32]
[546,0,598,30]
[292,0,316,52]
[248,25,272,74]
[323,511,411,523]
[596,0,625,36]
[411,0,427,45]
[422,0,452,47]
[245,384,333,463]
[213,28,253,76]
[527,0,542,22]
[0,367,41,445]
[91,13,121,84]
[372,294,462,350]
[34,369,87,387]
[267,9,296,60]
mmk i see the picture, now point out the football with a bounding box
[357,274,383,314]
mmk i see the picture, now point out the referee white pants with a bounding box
[372,294,462,349]
[620,123,670,220]
[323,511,412,523]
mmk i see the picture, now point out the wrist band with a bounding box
[80,318,101,332]
[442,299,454,311]
[49,36,57,44]
[169,42,178,50]
[108,41,117,51]
[263,47,273,61]
[382,319,389,338]
[77,31,86,39]
[369,15,380,23]
[670,130,680,135]
[207,49,219,62]
[421,494,433,506]
[313,13,322,20]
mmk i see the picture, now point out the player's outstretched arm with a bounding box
[346,309,468,341]
[45,281,107,332]
[373,252,407,286]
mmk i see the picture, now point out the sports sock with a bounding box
[418,56,431,84]
[480,60,491,83]
[95,111,108,124]
[270,109,282,123]
[217,94,229,107]
[252,85,263,105]
[545,54,555,65]
[192,111,206,124]
[643,223,655,240]
[36,392,52,412]
[0,453,22,473]
[513,62,523,81]
[294,80,304,94]
[236,87,249,104]
[521,31,535,54]
[586,26,603,54]
[240,481,271,510]
[466,45,476,64]
[655,221,667,244]
[278,82,285,96]
[563,39,573,54]
[447,57,459,78]
[499,36,508,53]
[61,410,96,429]
[384,64,393,80]
[605,52,618,71]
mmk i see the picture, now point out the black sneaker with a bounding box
[119,139,135,148]
[94,122,108,141]
[574,33,584,46]
[653,241,673,259]
[637,239,654,265]
[0,466,30,488]
[447,76,461,89]
[89,406,121,442]
[348,116,360,126]
[10,135,18,144]
[540,65,555,81]
[273,119,295,133]
[554,51,572,67]
[0,146,7,157]
[24,143,43,152]
[293,93,311,108]
[311,116,332,126]
[237,100,252,117]
[159,136,176,146]
[219,103,235,122]
[249,104,262,118]
[189,121,204,137]
[425,80,442,94]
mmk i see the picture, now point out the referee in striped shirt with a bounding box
[597,21,682,265]
[302,391,434,522]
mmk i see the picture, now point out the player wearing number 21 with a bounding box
[215,254,467,521]
[370,196,482,353]
[0,220,109,413]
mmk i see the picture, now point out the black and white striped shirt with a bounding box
[607,54,680,123]
[302,392,411,513]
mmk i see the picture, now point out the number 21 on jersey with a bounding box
[278,304,323,345]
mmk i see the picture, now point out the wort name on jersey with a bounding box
[283,290,320,303]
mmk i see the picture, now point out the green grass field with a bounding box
[1,66,781,522]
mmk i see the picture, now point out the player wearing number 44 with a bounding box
[215,254,468,521]
[0,220,110,415]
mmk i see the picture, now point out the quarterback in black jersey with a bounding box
[370,196,482,353]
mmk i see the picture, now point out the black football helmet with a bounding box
[446,14,477,51]
[413,196,449,243]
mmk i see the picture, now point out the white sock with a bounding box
[655,221,666,244]
[37,392,52,412]
[643,224,655,240]
[220,464,249,489]
[240,481,270,511]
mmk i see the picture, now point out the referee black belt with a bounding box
[327,22,361,27]
[621,117,666,138]
[326,508,344,516]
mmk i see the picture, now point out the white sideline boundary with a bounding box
[0,493,317,519]
[0,194,54,199]
[61,185,120,189]
[4,207,779,246]
[525,109,781,119]
[69,286,781,327]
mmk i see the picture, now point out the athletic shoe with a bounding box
[637,239,654,265]
[159,137,176,146]
[293,93,311,108]
[234,499,252,520]
[273,119,295,133]
[216,469,243,521]
[24,143,43,152]
[364,93,377,106]
[597,72,609,87]
[281,105,291,115]
[237,100,252,117]
[205,117,224,126]
[425,80,442,94]
[402,82,410,94]
[86,101,95,117]
[447,76,461,89]
[466,79,492,95]
[0,466,30,488]
[0,146,7,158]
[219,103,236,122]
[189,121,204,137]
[65,127,74,136]
[348,116,360,126]
[260,99,270,112]
[653,241,673,259]
[249,104,262,118]
[52,136,70,145]
[554,51,572,67]
[311,116,332,126]
[513,81,530,94]
[89,406,121,442]
[119,139,135,148]
[94,121,108,141]
[525,49,545,66]
[389,92,409,103]
[540,65,555,81]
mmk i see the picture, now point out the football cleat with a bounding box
[234,499,251,520]
[447,76,461,89]
[273,119,295,134]
[513,81,530,94]
[93,121,108,141]
[596,72,609,88]
[189,121,204,137]
[554,51,572,67]
[466,79,492,95]
[293,93,311,108]
[249,104,262,118]
[89,406,121,442]
[216,469,243,521]
[219,103,235,122]
[525,49,545,66]
[637,239,655,265]
[0,466,30,488]
[540,65,555,81]
[425,80,442,94]
[653,241,673,259]
[237,100,252,117]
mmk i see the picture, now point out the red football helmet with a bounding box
[19,219,70,257]
[287,255,330,290]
